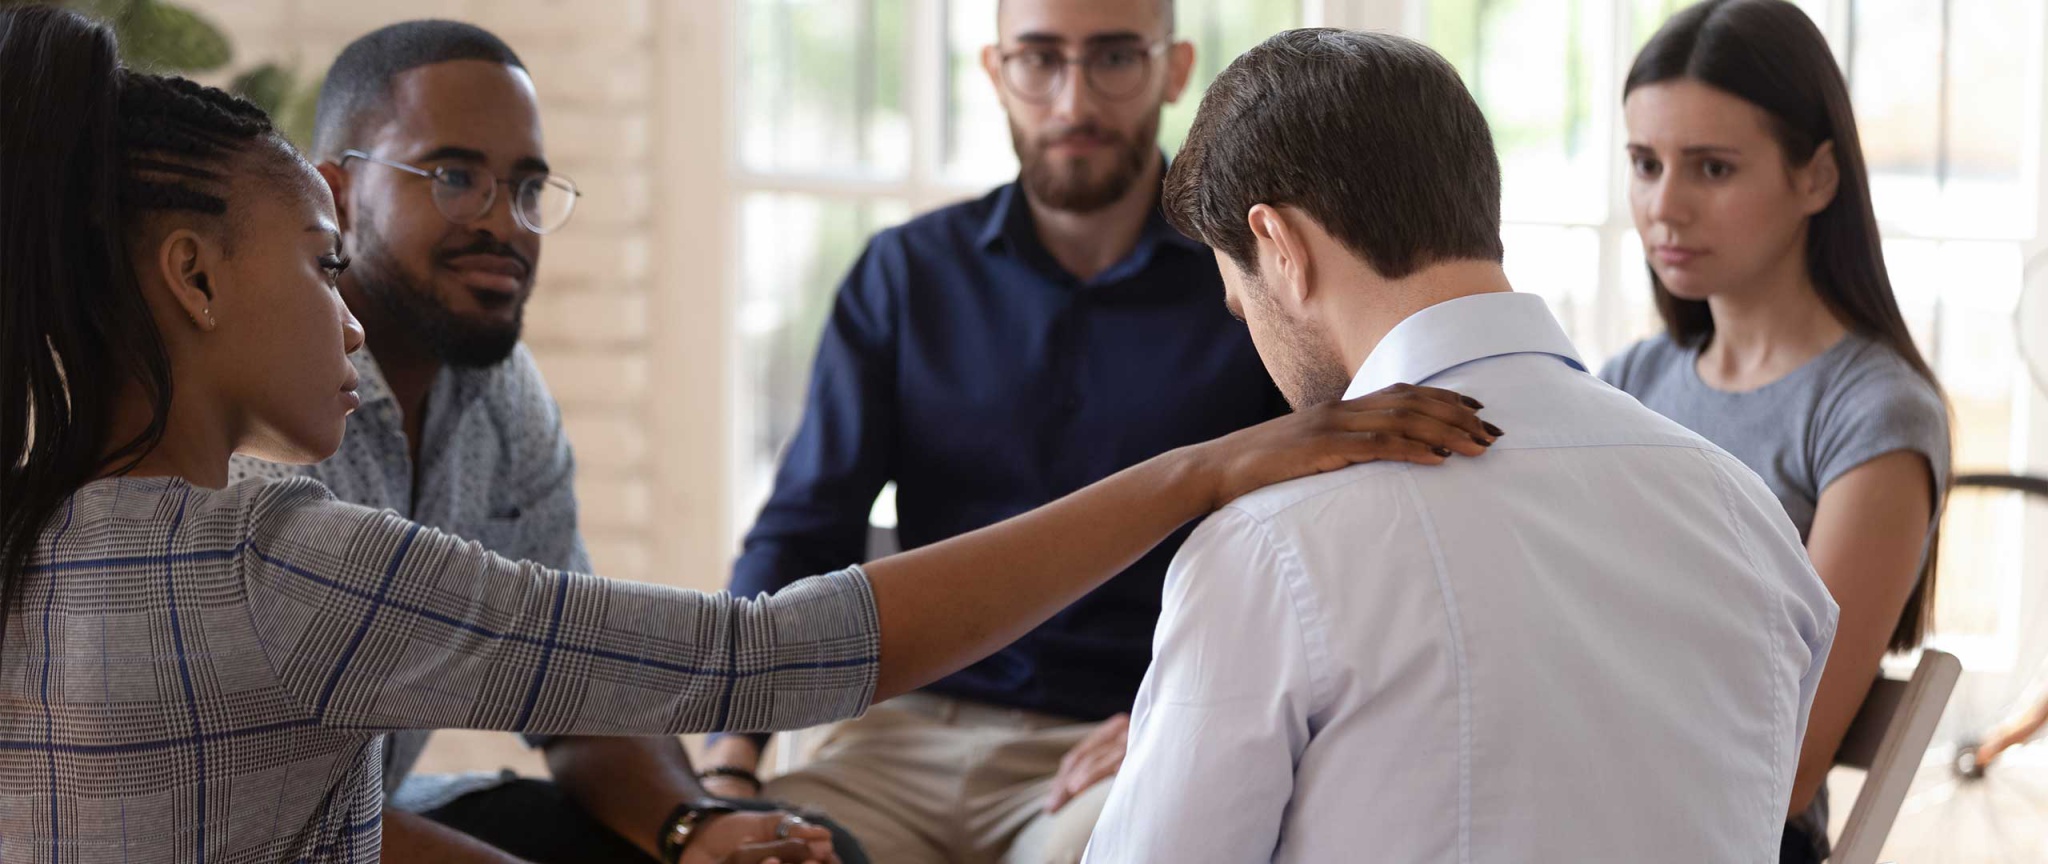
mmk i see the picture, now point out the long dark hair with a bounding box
[1627,0,1948,650]
[0,5,279,651]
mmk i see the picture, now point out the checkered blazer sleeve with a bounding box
[234,478,880,736]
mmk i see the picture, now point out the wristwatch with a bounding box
[658,799,738,864]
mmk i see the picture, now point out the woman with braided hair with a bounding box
[0,7,1502,863]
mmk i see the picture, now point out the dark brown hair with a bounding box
[1164,28,1503,279]
[1628,0,1947,650]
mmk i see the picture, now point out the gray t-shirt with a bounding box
[1601,332,1949,540]
[1601,331,1950,858]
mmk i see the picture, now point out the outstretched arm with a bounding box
[865,384,1493,700]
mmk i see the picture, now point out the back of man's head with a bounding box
[311,20,525,162]
[1164,29,1504,280]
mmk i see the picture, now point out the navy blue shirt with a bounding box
[729,180,1286,722]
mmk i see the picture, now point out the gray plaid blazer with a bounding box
[0,476,880,863]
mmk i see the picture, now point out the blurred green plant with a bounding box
[1,0,322,146]
[230,60,320,148]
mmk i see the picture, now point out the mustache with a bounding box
[1038,121,1123,149]
[435,236,533,276]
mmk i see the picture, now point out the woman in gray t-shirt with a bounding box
[1609,3,1952,861]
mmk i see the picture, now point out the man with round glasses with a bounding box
[703,1,1290,862]
[232,19,856,864]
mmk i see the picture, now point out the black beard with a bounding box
[349,220,526,369]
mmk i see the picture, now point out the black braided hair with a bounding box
[0,6,289,654]
[116,70,278,217]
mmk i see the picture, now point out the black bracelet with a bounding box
[697,765,763,792]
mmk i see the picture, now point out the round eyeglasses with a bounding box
[339,149,582,235]
[998,41,1168,104]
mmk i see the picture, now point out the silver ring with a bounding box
[773,814,810,840]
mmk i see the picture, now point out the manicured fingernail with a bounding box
[1482,422,1504,437]
[1473,435,1492,447]
[1432,446,1455,457]
[1461,396,1485,409]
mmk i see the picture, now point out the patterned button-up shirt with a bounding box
[0,476,880,863]
[230,345,589,799]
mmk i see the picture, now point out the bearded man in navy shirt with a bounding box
[700,0,1285,861]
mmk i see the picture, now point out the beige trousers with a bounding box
[763,693,1116,864]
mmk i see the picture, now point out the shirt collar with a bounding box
[1342,292,1587,399]
[347,345,493,414]
[975,181,1026,252]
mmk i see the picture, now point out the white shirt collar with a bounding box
[1342,292,1587,399]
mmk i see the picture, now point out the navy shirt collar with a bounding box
[976,171,1205,287]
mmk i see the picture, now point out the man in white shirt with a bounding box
[1084,28,1838,863]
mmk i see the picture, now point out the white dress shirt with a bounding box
[1085,293,1837,863]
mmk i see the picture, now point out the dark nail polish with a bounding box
[1482,422,1505,437]
[1473,435,1492,447]
[1461,396,1485,410]
[1432,446,1454,458]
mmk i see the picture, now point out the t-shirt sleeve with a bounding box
[1813,355,1951,509]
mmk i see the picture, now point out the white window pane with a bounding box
[1854,2,1944,228]
[1934,486,2026,643]
[1850,0,2041,237]
[1609,229,1667,360]
[2022,251,2048,399]
[1502,224,1600,348]
[1931,225,2027,661]
[943,0,1301,185]
[943,0,1013,186]
[1860,241,2030,649]
[1882,237,1944,357]
[1159,1,1301,153]
[1429,0,1613,224]
[1934,242,2020,432]
[1886,239,2022,466]
[1938,0,2040,237]
[739,0,911,178]
[736,194,912,514]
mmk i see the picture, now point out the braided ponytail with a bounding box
[0,5,282,653]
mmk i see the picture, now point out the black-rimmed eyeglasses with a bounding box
[998,40,1168,104]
